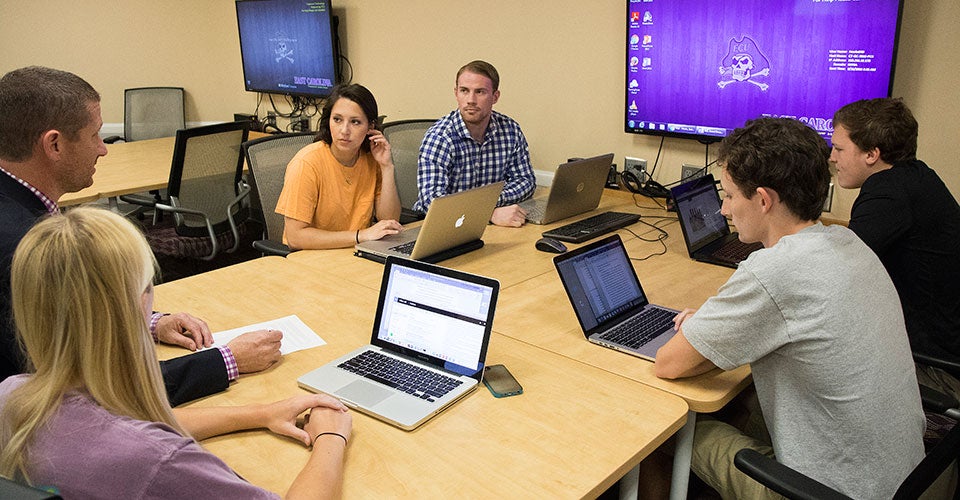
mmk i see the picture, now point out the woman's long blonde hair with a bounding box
[0,207,185,482]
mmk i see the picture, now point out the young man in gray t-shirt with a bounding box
[654,118,925,499]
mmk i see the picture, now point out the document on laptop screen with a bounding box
[557,241,647,330]
[377,265,492,372]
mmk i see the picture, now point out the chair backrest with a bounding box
[381,119,436,210]
[123,87,185,142]
[242,132,315,242]
[0,476,61,499]
[167,121,250,237]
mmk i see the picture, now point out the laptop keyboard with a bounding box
[712,239,763,263]
[524,203,546,222]
[542,211,641,243]
[338,350,463,402]
[388,240,416,255]
[600,307,675,350]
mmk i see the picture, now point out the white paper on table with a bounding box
[211,315,325,355]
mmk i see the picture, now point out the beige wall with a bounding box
[2,0,957,219]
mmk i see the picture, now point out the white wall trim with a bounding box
[99,121,224,139]
[534,169,554,187]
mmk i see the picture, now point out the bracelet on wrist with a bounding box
[356,229,360,244]
[314,431,348,447]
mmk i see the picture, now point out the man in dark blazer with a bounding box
[0,66,281,406]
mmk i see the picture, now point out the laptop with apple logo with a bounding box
[354,182,504,264]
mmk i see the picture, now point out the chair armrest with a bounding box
[154,202,219,261]
[920,385,960,415]
[103,135,123,144]
[119,194,158,208]
[733,449,852,500]
[253,239,293,257]
[913,351,960,379]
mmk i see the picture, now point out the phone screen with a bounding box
[483,364,523,398]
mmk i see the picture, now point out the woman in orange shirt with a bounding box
[276,84,402,249]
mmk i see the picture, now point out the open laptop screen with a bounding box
[374,260,496,378]
[554,236,648,331]
[672,175,730,251]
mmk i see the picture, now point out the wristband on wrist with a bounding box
[314,431,348,447]
[356,229,360,244]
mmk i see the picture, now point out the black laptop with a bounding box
[670,174,762,268]
[554,234,678,361]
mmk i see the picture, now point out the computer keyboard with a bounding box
[338,350,462,403]
[711,239,763,263]
[389,240,416,255]
[541,211,641,243]
[600,307,675,349]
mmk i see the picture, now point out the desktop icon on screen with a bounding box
[630,56,639,67]
[631,11,640,22]
[630,34,640,45]
[642,57,652,68]
[643,34,652,45]
[643,11,653,24]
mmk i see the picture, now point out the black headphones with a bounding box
[620,169,644,193]
[620,171,671,198]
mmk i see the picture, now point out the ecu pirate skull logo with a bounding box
[718,36,770,91]
[275,41,294,63]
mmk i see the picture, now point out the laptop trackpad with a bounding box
[337,380,393,407]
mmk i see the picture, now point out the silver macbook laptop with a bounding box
[520,153,614,224]
[298,256,499,430]
[670,174,763,269]
[553,234,678,361]
[354,182,503,263]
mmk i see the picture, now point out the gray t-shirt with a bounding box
[683,223,924,499]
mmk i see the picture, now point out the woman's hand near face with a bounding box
[367,130,393,169]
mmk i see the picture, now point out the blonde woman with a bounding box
[0,207,351,499]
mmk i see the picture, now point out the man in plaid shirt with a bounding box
[414,60,536,227]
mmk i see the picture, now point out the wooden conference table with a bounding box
[93,131,746,497]
[60,132,268,207]
[286,189,751,499]
[154,256,689,498]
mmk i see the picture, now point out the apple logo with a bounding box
[455,215,465,228]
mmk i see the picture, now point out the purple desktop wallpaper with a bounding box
[625,0,902,142]
[237,0,336,97]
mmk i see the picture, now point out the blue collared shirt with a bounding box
[414,109,536,212]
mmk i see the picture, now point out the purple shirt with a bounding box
[0,376,278,499]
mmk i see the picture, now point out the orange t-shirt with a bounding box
[275,141,382,243]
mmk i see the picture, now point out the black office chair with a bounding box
[381,119,435,224]
[733,388,960,500]
[241,132,315,257]
[142,121,251,261]
[103,87,186,218]
[0,477,62,499]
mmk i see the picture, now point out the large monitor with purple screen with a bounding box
[236,0,338,98]
[624,0,904,145]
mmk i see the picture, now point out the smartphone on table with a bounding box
[483,364,523,398]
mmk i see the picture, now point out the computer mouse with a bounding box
[535,237,568,254]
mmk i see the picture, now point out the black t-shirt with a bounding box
[849,160,960,361]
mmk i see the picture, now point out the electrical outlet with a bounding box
[624,156,648,183]
[681,164,705,182]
